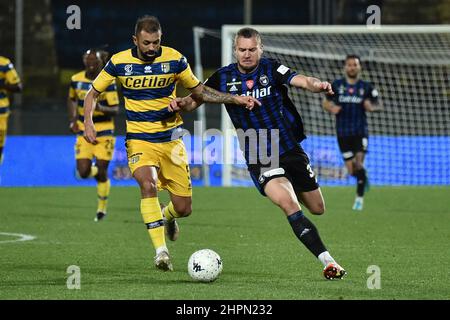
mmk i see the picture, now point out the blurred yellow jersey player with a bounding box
[68,49,119,222]
[0,56,22,163]
[83,15,259,271]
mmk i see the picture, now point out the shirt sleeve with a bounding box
[68,81,77,100]
[271,60,297,86]
[365,82,379,103]
[176,56,201,89]
[102,83,120,106]
[92,59,117,93]
[203,70,221,91]
[326,80,338,102]
[4,61,21,85]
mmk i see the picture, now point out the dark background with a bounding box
[0,0,448,135]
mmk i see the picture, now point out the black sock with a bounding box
[287,211,327,257]
[355,168,367,197]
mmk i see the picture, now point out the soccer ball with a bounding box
[188,249,223,282]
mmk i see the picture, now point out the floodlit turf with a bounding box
[0,186,449,300]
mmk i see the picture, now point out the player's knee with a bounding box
[310,202,325,215]
[77,168,90,179]
[278,197,300,215]
[139,180,158,196]
[173,202,192,217]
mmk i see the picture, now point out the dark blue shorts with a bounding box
[247,145,319,196]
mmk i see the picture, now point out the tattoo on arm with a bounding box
[199,85,236,104]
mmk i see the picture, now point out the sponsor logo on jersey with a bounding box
[229,85,238,92]
[161,63,170,73]
[144,65,152,74]
[246,80,254,90]
[129,152,143,164]
[124,64,133,75]
[124,76,175,88]
[242,86,272,99]
[338,95,364,104]
[259,74,269,86]
[348,87,354,94]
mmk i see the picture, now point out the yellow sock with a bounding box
[162,202,181,222]
[141,197,166,251]
[97,179,110,213]
[89,165,99,177]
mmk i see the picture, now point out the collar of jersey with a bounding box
[131,46,162,62]
[233,62,261,77]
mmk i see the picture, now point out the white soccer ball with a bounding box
[188,249,223,282]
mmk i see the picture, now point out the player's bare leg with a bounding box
[134,166,172,271]
[296,188,325,215]
[94,159,111,221]
[264,177,346,279]
[76,158,96,179]
[0,129,6,164]
[344,159,354,177]
[161,194,192,241]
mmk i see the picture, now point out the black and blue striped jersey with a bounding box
[326,78,379,137]
[205,58,306,165]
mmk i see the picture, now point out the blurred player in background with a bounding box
[83,16,259,271]
[323,55,383,211]
[0,56,22,164]
[68,48,119,221]
[169,27,346,280]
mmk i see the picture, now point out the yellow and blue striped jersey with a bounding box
[69,71,119,135]
[92,46,200,143]
[0,56,21,117]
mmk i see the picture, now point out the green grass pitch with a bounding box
[0,186,449,300]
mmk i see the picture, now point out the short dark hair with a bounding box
[135,15,161,35]
[83,48,110,65]
[345,54,361,64]
[234,27,262,45]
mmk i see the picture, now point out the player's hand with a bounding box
[69,121,80,134]
[315,81,334,95]
[83,121,98,145]
[168,97,186,112]
[330,105,342,115]
[233,96,261,110]
[363,99,383,112]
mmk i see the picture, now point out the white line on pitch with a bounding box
[0,232,36,244]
